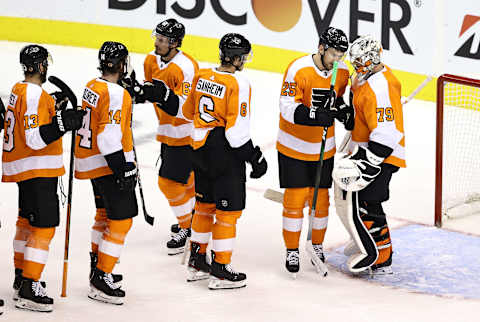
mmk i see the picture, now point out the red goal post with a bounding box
[435,74,480,227]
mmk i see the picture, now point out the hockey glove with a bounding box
[332,97,354,130]
[146,80,180,116]
[234,140,268,179]
[39,109,86,145]
[50,91,69,110]
[104,150,138,191]
[119,70,144,104]
[0,98,5,131]
[55,109,85,132]
[332,145,384,192]
[293,104,334,127]
[249,146,268,179]
[114,162,138,191]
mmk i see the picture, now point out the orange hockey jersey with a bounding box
[74,78,134,179]
[276,55,349,161]
[182,68,252,150]
[144,50,199,146]
[2,82,64,182]
[350,65,406,168]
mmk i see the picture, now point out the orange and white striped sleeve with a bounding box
[225,73,251,148]
[24,84,54,150]
[97,83,130,156]
[279,58,305,124]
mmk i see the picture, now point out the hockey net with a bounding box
[435,74,480,227]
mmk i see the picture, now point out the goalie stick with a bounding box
[48,75,78,298]
[263,74,434,204]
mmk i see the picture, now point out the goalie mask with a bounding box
[349,35,382,80]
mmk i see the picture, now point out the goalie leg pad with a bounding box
[334,186,378,272]
[360,202,393,268]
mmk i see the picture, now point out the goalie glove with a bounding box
[332,145,384,192]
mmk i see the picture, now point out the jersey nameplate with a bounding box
[82,87,99,107]
[196,78,226,99]
[8,93,17,108]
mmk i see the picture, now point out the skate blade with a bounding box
[167,246,185,256]
[310,259,328,277]
[88,287,124,305]
[366,266,393,276]
[186,268,210,282]
[13,289,19,301]
[208,277,246,290]
[306,245,328,277]
[290,273,297,280]
[15,298,52,312]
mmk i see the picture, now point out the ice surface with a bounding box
[0,41,479,321]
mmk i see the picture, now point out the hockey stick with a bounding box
[48,75,78,298]
[132,142,154,225]
[306,61,339,243]
[263,74,434,205]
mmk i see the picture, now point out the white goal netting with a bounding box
[441,78,480,221]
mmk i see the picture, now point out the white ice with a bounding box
[0,41,479,321]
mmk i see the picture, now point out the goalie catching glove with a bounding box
[332,144,388,191]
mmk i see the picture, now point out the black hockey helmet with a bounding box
[153,18,185,47]
[319,27,349,53]
[20,44,52,73]
[98,41,129,69]
[219,33,252,64]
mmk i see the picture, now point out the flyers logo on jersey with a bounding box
[8,93,18,108]
[196,78,226,99]
[82,87,99,107]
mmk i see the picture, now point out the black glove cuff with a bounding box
[233,139,255,162]
[368,141,394,158]
[294,104,316,126]
[161,91,179,116]
[39,117,64,145]
[104,150,127,175]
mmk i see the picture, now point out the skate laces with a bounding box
[103,273,120,289]
[172,228,189,242]
[286,250,299,266]
[224,264,240,276]
[32,281,48,297]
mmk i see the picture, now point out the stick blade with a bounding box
[144,211,154,226]
[263,189,284,204]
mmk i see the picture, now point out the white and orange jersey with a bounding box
[276,55,349,162]
[182,68,252,150]
[350,65,406,168]
[74,78,134,179]
[2,82,64,183]
[144,50,199,146]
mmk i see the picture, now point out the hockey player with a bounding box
[276,27,352,276]
[332,35,405,274]
[143,18,199,255]
[183,33,267,289]
[74,41,138,305]
[3,44,85,312]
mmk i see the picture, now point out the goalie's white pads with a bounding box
[334,183,378,273]
[332,145,384,191]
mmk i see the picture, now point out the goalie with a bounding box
[332,35,406,274]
